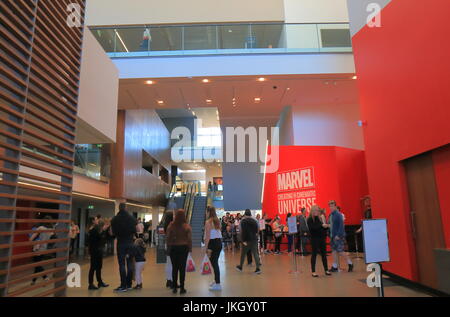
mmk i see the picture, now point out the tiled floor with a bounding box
[67,247,429,297]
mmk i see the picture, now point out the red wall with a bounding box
[262,146,368,225]
[351,0,450,281]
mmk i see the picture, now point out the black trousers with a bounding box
[274,235,282,252]
[170,245,189,288]
[208,239,222,284]
[310,237,328,273]
[32,255,47,282]
[88,250,104,285]
[70,238,77,255]
[117,243,133,288]
[261,230,267,250]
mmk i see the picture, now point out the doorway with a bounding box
[404,152,445,289]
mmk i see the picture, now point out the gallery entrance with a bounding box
[404,152,446,289]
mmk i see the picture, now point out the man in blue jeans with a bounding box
[111,203,137,292]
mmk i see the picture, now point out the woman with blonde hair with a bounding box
[204,206,223,291]
[307,205,331,277]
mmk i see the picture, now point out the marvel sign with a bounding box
[276,167,317,214]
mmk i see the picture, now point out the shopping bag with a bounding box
[186,253,196,272]
[201,254,212,275]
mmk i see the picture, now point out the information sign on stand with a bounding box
[362,219,390,297]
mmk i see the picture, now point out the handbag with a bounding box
[201,254,212,275]
[186,253,196,272]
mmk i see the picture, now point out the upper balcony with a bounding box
[91,22,352,58]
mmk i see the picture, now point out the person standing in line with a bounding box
[136,218,144,239]
[166,209,192,294]
[286,213,294,253]
[272,216,282,254]
[298,208,310,255]
[328,200,353,272]
[256,214,265,252]
[111,203,137,292]
[131,238,146,289]
[87,218,109,290]
[264,218,274,254]
[236,209,262,274]
[69,220,80,257]
[163,210,174,289]
[308,205,332,277]
[204,206,223,291]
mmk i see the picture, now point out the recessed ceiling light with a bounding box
[206,99,212,103]
[254,97,261,102]
[257,78,266,82]
[352,76,357,80]
[287,87,291,90]
[157,100,164,104]
[145,80,154,85]
[202,79,210,83]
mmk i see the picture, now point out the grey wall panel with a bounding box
[347,0,392,37]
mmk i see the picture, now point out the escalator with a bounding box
[158,182,208,247]
[190,196,207,247]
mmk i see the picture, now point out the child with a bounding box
[132,238,146,289]
[223,225,233,251]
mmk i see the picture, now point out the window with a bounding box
[197,127,222,147]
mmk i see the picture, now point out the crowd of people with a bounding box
[59,198,361,293]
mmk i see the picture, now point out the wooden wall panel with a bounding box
[0,0,86,297]
[114,109,171,206]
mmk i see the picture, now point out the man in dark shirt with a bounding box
[297,208,310,255]
[236,210,261,274]
[111,203,137,292]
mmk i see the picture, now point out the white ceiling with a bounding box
[118,74,359,126]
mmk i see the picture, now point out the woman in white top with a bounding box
[204,206,222,291]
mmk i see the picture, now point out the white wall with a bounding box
[86,0,285,26]
[77,27,119,143]
[113,53,355,79]
[281,0,350,49]
[292,103,364,150]
[283,0,349,23]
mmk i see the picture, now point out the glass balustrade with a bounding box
[90,22,352,58]
[74,144,111,181]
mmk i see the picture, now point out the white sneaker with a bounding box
[209,281,216,287]
[209,283,222,291]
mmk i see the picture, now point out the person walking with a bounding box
[236,210,261,274]
[87,218,109,290]
[204,206,223,291]
[328,200,353,272]
[29,216,54,285]
[111,203,137,292]
[307,205,332,277]
[166,209,192,294]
